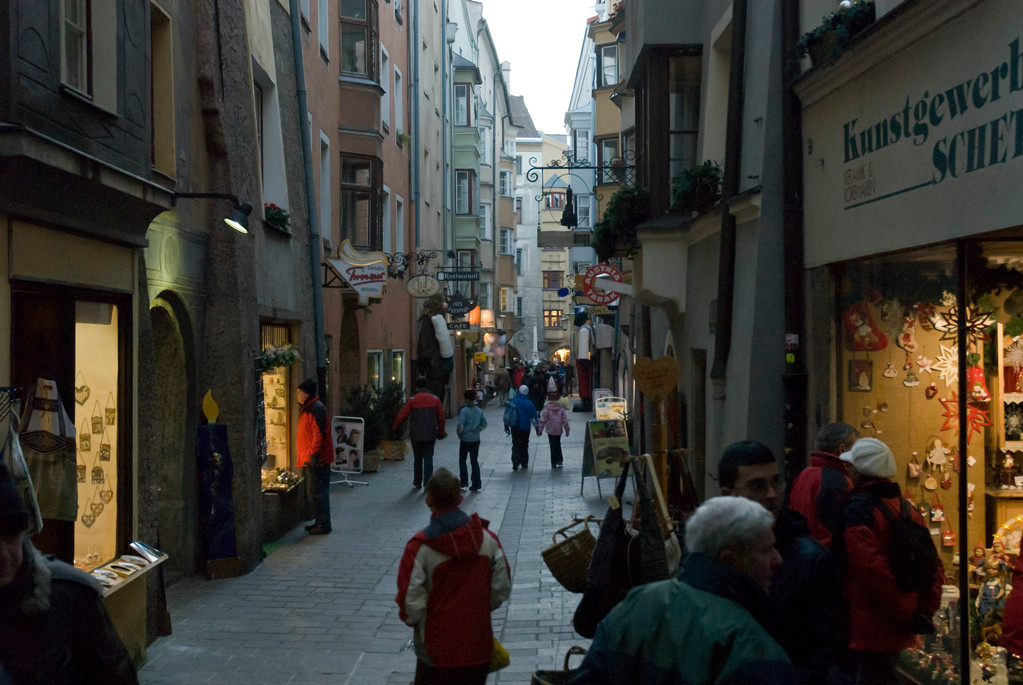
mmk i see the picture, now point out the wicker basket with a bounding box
[542,516,597,593]
[531,646,587,684]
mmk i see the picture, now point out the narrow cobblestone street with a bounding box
[139,399,607,684]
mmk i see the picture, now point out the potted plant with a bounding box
[340,385,385,453]
[671,160,722,214]
[260,344,301,372]
[795,1,876,67]
[376,381,408,461]
[592,185,649,262]
[263,202,291,232]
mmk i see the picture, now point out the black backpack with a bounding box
[871,496,939,594]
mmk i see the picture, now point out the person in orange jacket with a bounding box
[297,378,333,535]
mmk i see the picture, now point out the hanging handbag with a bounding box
[573,462,633,638]
[930,493,944,522]
[907,452,922,479]
[20,378,78,522]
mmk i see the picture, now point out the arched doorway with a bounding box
[150,294,198,581]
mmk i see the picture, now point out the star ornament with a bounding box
[931,344,959,388]
[928,304,996,344]
[939,392,992,444]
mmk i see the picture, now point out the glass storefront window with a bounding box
[367,350,383,391]
[260,324,293,473]
[835,242,1023,683]
[389,350,404,390]
[74,302,120,570]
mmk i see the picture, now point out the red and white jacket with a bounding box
[395,508,511,668]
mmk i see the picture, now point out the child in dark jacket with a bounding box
[457,389,488,491]
[537,392,570,468]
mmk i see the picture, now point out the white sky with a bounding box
[478,0,597,135]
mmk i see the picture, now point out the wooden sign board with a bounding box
[634,356,680,400]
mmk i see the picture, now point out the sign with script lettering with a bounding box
[329,240,388,305]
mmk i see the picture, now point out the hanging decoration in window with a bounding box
[260,344,301,372]
[91,401,103,434]
[78,420,91,452]
[105,392,116,425]
[74,370,90,406]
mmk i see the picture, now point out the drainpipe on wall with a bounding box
[441,0,450,261]
[780,0,807,479]
[289,0,327,403]
[710,0,748,384]
[412,0,421,247]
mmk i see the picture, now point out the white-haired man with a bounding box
[569,496,795,684]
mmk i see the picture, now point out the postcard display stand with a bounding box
[581,419,629,498]
[331,416,368,487]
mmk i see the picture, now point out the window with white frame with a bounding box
[253,61,289,219]
[499,287,511,312]
[574,129,590,160]
[454,83,471,126]
[62,0,118,111]
[388,349,405,388]
[395,195,405,253]
[515,156,522,174]
[455,250,476,299]
[499,228,513,255]
[394,67,404,135]
[367,350,384,390]
[597,44,618,88]
[481,128,491,164]
[669,55,701,180]
[382,185,391,253]
[499,171,512,197]
[516,248,523,275]
[515,197,522,224]
[318,0,329,54]
[478,283,491,310]
[319,131,331,247]
[455,170,472,215]
[481,203,492,240]
[545,192,565,209]
[341,0,378,78]
[575,194,591,228]
[380,48,390,129]
[504,139,515,157]
[599,137,619,184]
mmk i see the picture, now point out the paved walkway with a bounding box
[139,398,609,684]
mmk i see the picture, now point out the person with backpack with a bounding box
[788,422,858,548]
[393,377,447,490]
[838,437,944,685]
[504,385,538,471]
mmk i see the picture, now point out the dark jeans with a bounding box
[459,440,481,488]
[414,660,488,685]
[548,434,563,466]
[411,439,436,487]
[304,463,331,527]
[511,429,530,468]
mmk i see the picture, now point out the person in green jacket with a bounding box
[569,496,796,685]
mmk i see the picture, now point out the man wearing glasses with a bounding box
[718,441,850,684]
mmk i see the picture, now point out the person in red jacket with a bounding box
[788,422,858,547]
[839,437,944,684]
[297,378,333,535]
[393,378,447,489]
[395,468,511,684]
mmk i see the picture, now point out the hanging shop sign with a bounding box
[437,270,480,281]
[449,320,471,330]
[582,264,624,305]
[329,240,388,305]
[446,292,476,315]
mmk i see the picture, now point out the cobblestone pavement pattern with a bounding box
[139,398,611,684]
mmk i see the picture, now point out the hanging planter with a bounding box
[592,185,649,263]
[671,161,722,214]
[260,344,301,371]
[263,203,291,232]
[794,1,876,67]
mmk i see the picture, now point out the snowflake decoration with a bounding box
[939,392,992,444]
[916,354,935,375]
[928,304,996,344]
[1006,339,1023,372]
[931,344,959,388]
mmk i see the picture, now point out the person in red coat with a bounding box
[297,378,334,535]
[788,422,858,548]
[839,437,944,684]
[395,469,511,684]
[393,378,447,489]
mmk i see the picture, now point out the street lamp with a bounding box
[172,192,253,234]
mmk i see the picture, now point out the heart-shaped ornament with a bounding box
[82,514,95,528]
[91,501,104,517]
[75,385,90,405]
[633,356,680,400]
[100,489,113,504]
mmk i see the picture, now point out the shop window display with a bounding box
[836,244,1023,684]
[73,303,120,570]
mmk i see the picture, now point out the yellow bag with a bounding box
[489,636,510,672]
